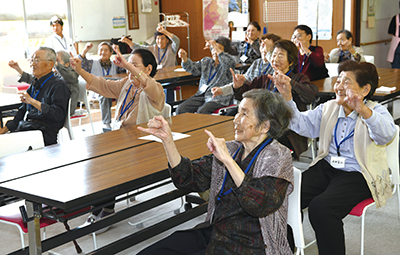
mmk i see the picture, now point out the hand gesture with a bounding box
[230,68,246,89]
[205,129,231,164]
[269,68,292,101]
[344,88,365,113]
[156,24,166,34]
[137,116,173,143]
[211,87,223,97]
[178,48,188,62]
[69,52,83,73]
[112,44,128,69]
[83,43,93,52]
[18,91,34,105]
[341,39,353,52]
[8,60,23,74]
[323,52,330,62]
[118,36,134,47]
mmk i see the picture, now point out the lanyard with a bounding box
[28,73,54,110]
[258,63,271,76]
[244,42,250,55]
[55,36,67,50]
[298,46,311,73]
[118,84,139,121]
[158,45,168,64]
[217,138,273,201]
[267,69,292,92]
[102,67,111,76]
[334,120,354,156]
[207,65,220,84]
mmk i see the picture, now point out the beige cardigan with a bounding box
[310,100,393,207]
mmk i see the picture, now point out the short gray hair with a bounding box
[38,46,56,63]
[57,50,71,64]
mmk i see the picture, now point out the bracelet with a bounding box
[135,71,143,79]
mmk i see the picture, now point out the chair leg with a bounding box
[360,213,365,255]
[92,232,97,249]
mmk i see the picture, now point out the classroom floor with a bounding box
[1,100,400,255]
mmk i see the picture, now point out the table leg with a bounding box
[26,201,42,255]
[164,88,175,103]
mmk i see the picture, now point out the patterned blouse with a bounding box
[234,38,261,64]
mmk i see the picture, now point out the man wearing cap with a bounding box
[0,47,71,146]
[45,15,78,56]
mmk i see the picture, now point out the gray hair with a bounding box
[38,46,57,63]
[242,89,292,139]
[57,50,71,64]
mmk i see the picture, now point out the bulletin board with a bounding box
[70,0,127,42]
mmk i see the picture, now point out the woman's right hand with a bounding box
[118,36,134,48]
[137,116,173,143]
[211,87,223,97]
[230,68,245,89]
[178,48,188,63]
[69,53,83,73]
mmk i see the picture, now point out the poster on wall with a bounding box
[228,0,249,28]
[203,0,230,40]
[298,0,332,40]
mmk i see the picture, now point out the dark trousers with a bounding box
[137,225,213,255]
[176,94,225,114]
[301,160,372,255]
[391,43,400,69]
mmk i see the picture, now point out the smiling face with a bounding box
[30,50,54,79]
[292,29,311,48]
[334,71,370,110]
[233,98,267,146]
[336,32,352,51]
[271,47,291,73]
[98,44,112,62]
[246,24,260,41]
[156,34,169,49]
[127,54,152,81]
[211,42,224,62]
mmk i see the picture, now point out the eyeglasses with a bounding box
[291,33,305,40]
[28,58,52,64]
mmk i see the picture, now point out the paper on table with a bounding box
[375,86,396,93]
[139,132,191,143]
[174,68,186,72]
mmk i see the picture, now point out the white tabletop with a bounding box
[0,93,21,108]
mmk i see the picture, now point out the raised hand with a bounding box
[269,68,292,101]
[8,60,23,74]
[84,43,93,52]
[204,129,231,164]
[230,68,246,89]
[112,45,128,68]
[137,116,173,143]
[69,52,83,72]
[178,48,188,62]
[118,36,134,48]
[211,87,223,97]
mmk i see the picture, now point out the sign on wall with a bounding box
[203,0,230,40]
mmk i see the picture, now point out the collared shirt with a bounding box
[286,99,396,172]
[44,34,77,56]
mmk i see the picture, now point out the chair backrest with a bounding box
[0,130,44,157]
[387,125,399,188]
[78,77,89,102]
[325,63,339,77]
[287,167,306,250]
[63,98,74,141]
[364,55,375,64]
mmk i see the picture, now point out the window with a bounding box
[0,0,69,61]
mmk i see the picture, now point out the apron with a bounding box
[387,14,400,63]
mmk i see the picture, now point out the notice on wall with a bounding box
[298,0,332,40]
[113,16,126,28]
[203,0,230,40]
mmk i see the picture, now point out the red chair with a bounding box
[0,200,96,251]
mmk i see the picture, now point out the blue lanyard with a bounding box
[244,42,250,55]
[267,69,292,92]
[28,73,54,110]
[158,45,168,65]
[102,67,110,76]
[334,120,354,156]
[298,46,311,73]
[258,63,271,76]
[207,65,220,84]
[118,84,139,121]
[217,138,273,201]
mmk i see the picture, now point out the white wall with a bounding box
[76,1,160,55]
[360,0,398,68]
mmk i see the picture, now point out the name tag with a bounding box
[112,119,122,130]
[157,64,163,70]
[240,55,248,62]
[199,84,209,93]
[331,156,346,169]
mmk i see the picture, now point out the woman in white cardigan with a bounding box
[277,60,396,255]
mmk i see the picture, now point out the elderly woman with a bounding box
[120,24,180,69]
[231,39,318,159]
[137,89,294,254]
[78,42,126,131]
[292,24,329,81]
[70,48,168,229]
[278,60,396,255]
[176,37,236,114]
[326,30,366,63]
[234,21,262,64]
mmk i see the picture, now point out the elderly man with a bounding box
[0,47,71,146]
[44,15,77,56]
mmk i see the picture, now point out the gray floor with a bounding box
[1,100,400,255]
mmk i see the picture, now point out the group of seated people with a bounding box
[1,15,395,255]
